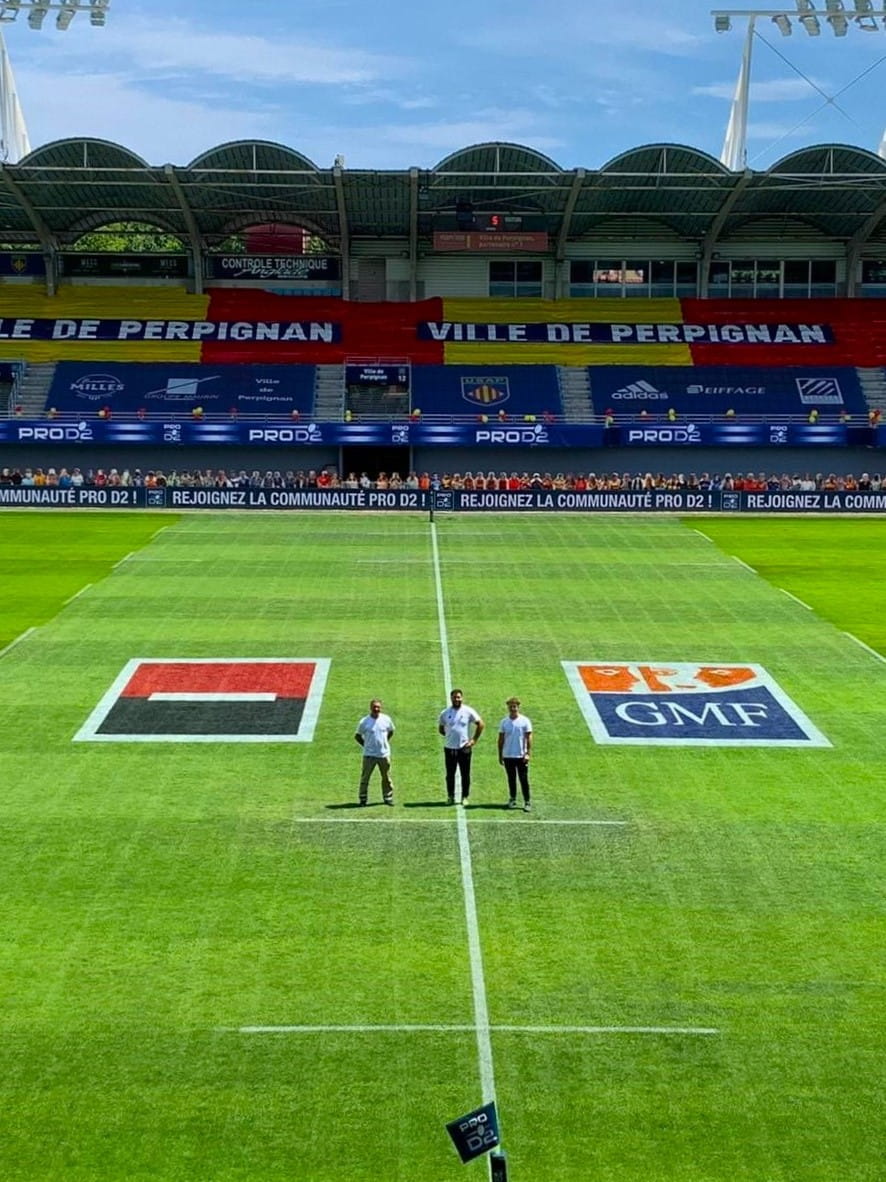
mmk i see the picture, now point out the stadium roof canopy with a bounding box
[3,137,886,251]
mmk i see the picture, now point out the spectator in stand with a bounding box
[405,471,419,490]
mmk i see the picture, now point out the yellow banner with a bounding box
[440,297,693,365]
[0,288,208,362]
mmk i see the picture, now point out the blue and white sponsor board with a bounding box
[2,487,885,513]
[590,366,864,416]
[562,660,831,747]
[49,363,316,414]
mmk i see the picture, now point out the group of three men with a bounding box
[354,690,533,811]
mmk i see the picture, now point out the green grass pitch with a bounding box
[0,510,884,1181]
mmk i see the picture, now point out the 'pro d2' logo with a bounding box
[74,658,330,743]
[562,661,830,747]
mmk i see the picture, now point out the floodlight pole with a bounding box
[711,6,886,170]
[0,1,110,164]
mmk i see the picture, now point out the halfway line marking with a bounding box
[731,555,756,574]
[430,519,497,1110]
[236,1023,718,1037]
[844,631,886,665]
[0,626,36,660]
[780,588,812,611]
[64,584,93,605]
[290,817,627,826]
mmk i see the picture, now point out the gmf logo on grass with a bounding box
[562,661,830,747]
[74,658,330,743]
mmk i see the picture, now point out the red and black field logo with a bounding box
[74,658,330,743]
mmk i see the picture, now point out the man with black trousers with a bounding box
[438,688,484,805]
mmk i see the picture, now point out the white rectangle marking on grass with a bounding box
[63,584,93,606]
[694,529,713,543]
[780,588,812,611]
[731,555,756,574]
[0,626,36,660]
[844,631,886,665]
[113,552,135,569]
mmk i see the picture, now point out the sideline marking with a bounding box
[430,519,497,1111]
[236,1023,719,1037]
[694,529,713,543]
[731,555,756,574]
[844,631,886,665]
[780,588,812,611]
[64,584,93,605]
[113,551,135,569]
[0,626,36,660]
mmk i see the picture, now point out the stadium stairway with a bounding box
[557,366,593,422]
[856,367,886,417]
[13,362,56,416]
[312,363,345,419]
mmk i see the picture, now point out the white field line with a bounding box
[731,555,756,574]
[113,551,135,569]
[63,583,93,606]
[149,692,277,702]
[0,626,36,660]
[693,529,714,543]
[430,519,497,1110]
[844,631,886,666]
[150,525,171,540]
[780,588,812,611]
[235,1023,719,1037]
[290,817,627,826]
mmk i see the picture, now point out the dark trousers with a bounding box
[503,758,530,802]
[445,746,472,799]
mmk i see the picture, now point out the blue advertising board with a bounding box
[589,366,866,416]
[0,417,868,448]
[47,364,316,415]
[1,487,884,513]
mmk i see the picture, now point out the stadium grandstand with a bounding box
[0,136,885,487]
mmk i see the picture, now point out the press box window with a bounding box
[489,259,543,297]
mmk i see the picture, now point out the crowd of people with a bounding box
[1,465,884,492]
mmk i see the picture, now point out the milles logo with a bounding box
[71,373,124,399]
[73,658,331,743]
[562,661,830,746]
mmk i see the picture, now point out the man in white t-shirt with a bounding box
[354,698,395,806]
[497,697,533,812]
[438,688,485,805]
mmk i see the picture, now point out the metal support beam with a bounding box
[845,193,886,294]
[333,163,350,300]
[0,162,58,294]
[554,168,586,298]
[408,167,419,302]
[164,163,204,294]
[698,168,754,296]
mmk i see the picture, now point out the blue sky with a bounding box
[4,0,886,169]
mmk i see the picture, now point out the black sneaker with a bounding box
[383,798,394,806]
[447,796,455,805]
[506,799,518,809]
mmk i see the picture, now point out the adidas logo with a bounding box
[610,380,669,400]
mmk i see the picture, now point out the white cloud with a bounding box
[15,68,280,163]
[459,8,705,58]
[12,14,404,86]
[693,77,827,102]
